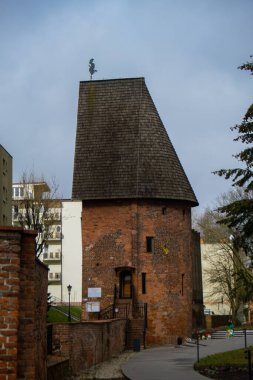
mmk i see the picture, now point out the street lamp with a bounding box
[67,284,72,322]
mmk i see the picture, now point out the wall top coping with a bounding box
[48,319,124,327]
[0,226,38,236]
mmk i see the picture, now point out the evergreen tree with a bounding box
[214,56,253,257]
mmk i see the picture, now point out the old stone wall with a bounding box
[52,319,126,375]
[0,226,48,380]
[82,199,193,345]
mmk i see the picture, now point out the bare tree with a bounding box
[196,188,253,322]
[203,242,252,322]
[13,171,60,258]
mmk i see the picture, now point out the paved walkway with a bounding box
[122,335,253,380]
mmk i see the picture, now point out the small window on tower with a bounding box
[146,237,154,253]
[142,273,146,294]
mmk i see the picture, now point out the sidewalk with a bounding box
[122,335,253,380]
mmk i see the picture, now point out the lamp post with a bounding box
[67,284,72,322]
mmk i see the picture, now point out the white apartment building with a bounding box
[43,199,82,303]
[61,200,82,303]
[12,182,82,303]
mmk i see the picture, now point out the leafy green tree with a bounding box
[214,56,253,258]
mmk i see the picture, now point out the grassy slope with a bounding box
[47,306,82,323]
[195,346,253,369]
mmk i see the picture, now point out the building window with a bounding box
[13,186,24,198]
[3,158,6,174]
[162,207,167,215]
[13,205,18,219]
[142,273,146,294]
[181,273,185,296]
[146,237,154,253]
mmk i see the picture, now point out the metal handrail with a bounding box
[99,303,130,320]
[132,303,144,318]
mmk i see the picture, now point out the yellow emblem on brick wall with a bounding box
[161,244,169,255]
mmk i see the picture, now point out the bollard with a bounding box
[133,339,141,352]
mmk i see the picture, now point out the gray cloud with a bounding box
[0,0,252,210]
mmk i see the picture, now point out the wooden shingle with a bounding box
[72,78,198,205]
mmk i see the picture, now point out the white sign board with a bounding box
[88,287,101,298]
[86,302,100,313]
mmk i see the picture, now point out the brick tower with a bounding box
[72,78,198,345]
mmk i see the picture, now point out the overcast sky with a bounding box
[0,0,252,212]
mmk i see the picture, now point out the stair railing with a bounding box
[99,302,130,320]
[143,303,148,349]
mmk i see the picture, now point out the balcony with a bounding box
[47,232,62,241]
[47,212,61,221]
[48,273,61,283]
[43,251,61,261]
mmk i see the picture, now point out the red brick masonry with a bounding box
[52,319,126,375]
[82,199,193,345]
[0,227,48,380]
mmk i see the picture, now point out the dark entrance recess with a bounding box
[120,270,132,298]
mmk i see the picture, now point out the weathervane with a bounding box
[89,58,97,80]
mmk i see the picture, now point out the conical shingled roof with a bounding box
[72,77,198,205]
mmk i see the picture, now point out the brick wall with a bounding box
[35,258,48,379]
[0,228,20,379]
[0,226,48,380]
[82,199,194,345]
[52,319,126,375]
[205,315,232,330]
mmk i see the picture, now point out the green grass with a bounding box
[47,306,82,323]
[195,346,253,369]
[47,308,69,323]
[54,305,82,319]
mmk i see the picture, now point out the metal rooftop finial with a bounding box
[89,58,97,80]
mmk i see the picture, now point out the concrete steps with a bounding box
[211,329,253,339]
